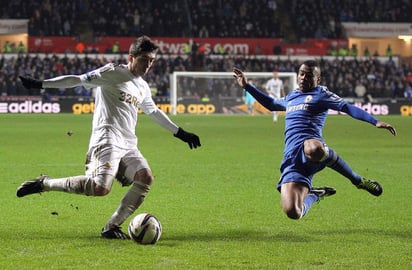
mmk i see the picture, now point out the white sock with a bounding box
[104,182,150,231]
[43,175,95,195]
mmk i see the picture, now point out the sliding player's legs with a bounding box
[304,139,383,196]
[277,145,335,219]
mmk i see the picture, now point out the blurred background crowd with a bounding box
[0,0,411,100]
[3,0,410,39]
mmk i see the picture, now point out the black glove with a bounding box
[19,76,43,89]
[174,127,201,149]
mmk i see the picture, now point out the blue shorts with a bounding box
[276,144,326,191]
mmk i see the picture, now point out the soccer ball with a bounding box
[128,213,162,245]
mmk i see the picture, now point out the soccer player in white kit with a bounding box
[265,71,285,122]
[16,36,201,239]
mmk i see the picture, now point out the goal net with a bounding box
[169,71,297,115]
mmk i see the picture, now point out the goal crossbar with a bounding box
[170,71,297,115]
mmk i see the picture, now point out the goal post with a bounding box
[170,71,297,115]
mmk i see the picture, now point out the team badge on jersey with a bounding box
[85,71,100,81]
[304,95,313,103]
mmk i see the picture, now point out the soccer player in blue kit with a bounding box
[233,60,396,219]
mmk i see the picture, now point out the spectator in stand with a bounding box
[2,41,12,53]
[273,42,282,55]
[404,83,412,100]
[363,47,371,57]
[354,80,367,99]
[327,44,338,56]
[349,44,358,57]
[338,45,348,57]
[386,45,393,57]
[112,41,120,54]
[0,76,7,96]
[183,40,192,55]
[75,41,85,54]
[17,42,26,53]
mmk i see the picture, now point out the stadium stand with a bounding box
[290,0,412,40]
[3,0,411,38]
[1,53,410,99]
[0,0,411,100]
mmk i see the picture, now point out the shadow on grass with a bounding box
[5,227,410,246]
[163,230,311,243]
[161,227,411,245]
[310,228,412,239]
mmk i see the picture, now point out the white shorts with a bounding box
[85,144,150,188]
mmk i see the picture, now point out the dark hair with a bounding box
[302,60,321,75]
[129,35,159,56]
[303,60,318,68]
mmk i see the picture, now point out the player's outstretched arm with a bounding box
[19,76,43,89]
[376,121,397,136]
[341,104,397,136]
[149,109,201,149]
[20,75,83,89]
[233,67,286,111]
[233,67,248,87]
[174,127,201,149]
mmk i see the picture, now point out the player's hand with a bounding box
[19,76,43,89]
[376,121,397,136]
[233,67,247,88]
[174,127,201,149]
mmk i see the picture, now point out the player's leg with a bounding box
[303,139,383,196]
[273,111,278,122]
[280,182,312,219]
[278,150,336,219]
[102,152,153,239]
[280,182,335,219]
[43,174,114,195]
[16,145,119,197]
[247,102,252,115]
[16,174,114,197]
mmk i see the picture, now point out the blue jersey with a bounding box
[282,85,346,157]
[244,83,377,157]
[244,82,378,188]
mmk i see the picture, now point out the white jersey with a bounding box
[82,64,157,149]
[265,78,283,98]
[44,63,158,150]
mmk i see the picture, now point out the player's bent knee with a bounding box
[134,169,154,186]
[285,209,302,220]
[304,139,326,162]
[282,204,302,220]
[93,185,110,196]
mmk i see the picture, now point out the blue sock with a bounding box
[324,147,362,185]
[301,193,319,218]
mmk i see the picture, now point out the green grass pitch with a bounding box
[0,114,410,269]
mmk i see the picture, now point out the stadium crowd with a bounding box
[1,0,411,100]
[291,0,411,39]
[1,53,411,101]
[2,0,411,38]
